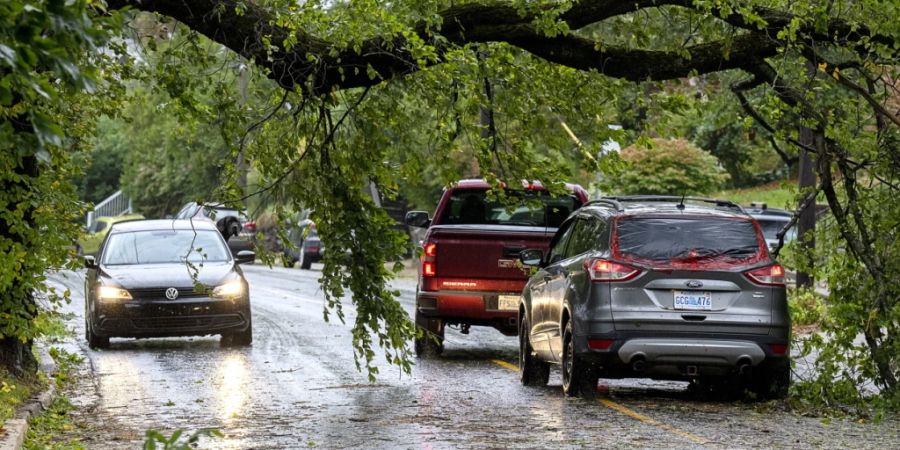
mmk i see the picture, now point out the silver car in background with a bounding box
[518,196,790,399]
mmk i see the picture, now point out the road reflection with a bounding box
[214,351,250,424]
[95,352,147,410]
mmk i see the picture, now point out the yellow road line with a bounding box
[491,359,519,371]
[598,398,708,445]
[492,360,708,446]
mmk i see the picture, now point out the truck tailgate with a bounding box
[427,224,555,282]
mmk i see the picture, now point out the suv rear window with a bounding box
[439,189,580,227]
[614,216,764,266]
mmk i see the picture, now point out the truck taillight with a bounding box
[744,264,785,286]
[422,242,437,277]
[585,259,640,282]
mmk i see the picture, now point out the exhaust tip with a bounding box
[737,357,753,375]
[631,355,646,372]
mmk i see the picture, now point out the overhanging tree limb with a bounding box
[106,0,893,94]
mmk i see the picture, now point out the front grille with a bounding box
[131,314,244,329]
[129,287,209,300]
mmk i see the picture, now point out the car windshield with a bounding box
[102,230,230,265]
[756,218,797,241]
[615,217,763,265]
[439,189,580,227]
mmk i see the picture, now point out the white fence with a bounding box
[86,190,132,228]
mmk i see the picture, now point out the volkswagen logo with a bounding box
[686,280,703,288]
[165,288,179,300]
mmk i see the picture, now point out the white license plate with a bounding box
[673,290,712,310]
[498,295,520,311]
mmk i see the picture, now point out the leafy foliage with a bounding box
[2,0,899,415]
[143,429,223,450]
[603,138,729,195]
[0,0,122,374]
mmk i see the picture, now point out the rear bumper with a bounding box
[416,290,519,333]
[92,297,251,338]
[575,331,790,379]
[617,338,766,366]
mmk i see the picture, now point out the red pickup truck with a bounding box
[405,179,589,356]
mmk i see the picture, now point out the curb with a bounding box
[0,347,58,450]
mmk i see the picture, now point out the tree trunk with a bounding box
[0,153,39,378]
[0,335,37,378]
[795,61,819,289]
[796,143,817,289]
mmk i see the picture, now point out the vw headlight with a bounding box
[212,280,243,298]
[97,286,132,300]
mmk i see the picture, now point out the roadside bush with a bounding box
[602,138,729,195]
[788,288,827,327]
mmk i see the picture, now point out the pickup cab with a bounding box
[405,179,589,356]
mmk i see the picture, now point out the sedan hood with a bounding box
[99,262,237,289]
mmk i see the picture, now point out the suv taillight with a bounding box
[243,221,256,232]
[585,259,641,282]
[744,264,786,286]
[422,241,437,277]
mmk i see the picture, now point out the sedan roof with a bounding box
[108,219,220,233]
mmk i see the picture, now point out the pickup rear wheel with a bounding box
[561,321,597,398]
[414,311,444,357]
[519,317,550,386]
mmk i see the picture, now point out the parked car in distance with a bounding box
[174,202,255,257]
[745,203,796,251]
[77,214,145,256]
[406,179,589,357]
[518,196,790,399]
[83,219,255,349]
[282,210,324,269]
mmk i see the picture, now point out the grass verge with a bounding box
[22,309,86,449]
[0,369,40,429]
[716,179,798,209]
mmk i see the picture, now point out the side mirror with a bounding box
[519,249,544,267]
[84,255,97,269]
[405,211,430,228]
[235,250,256,264]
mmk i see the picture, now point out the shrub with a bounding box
[603,138,729,195]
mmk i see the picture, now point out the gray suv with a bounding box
[517,196,790,399]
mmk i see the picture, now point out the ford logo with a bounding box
[686,280,703,288]
[165,287,179,300]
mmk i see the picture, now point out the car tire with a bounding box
[751,364,790,400]
[519,317,550,386]
[414,310,444,357]
[299,250,312,270]
[561,321,597,398]
[223,319,253,347]
[86,318,109,350]
[282,254,296,268]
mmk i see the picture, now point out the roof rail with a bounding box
[601,195,746,213]
[583,198,624,211]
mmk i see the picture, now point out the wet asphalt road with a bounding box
[45,265,899,449]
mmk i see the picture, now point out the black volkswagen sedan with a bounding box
[83,220,255,349]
